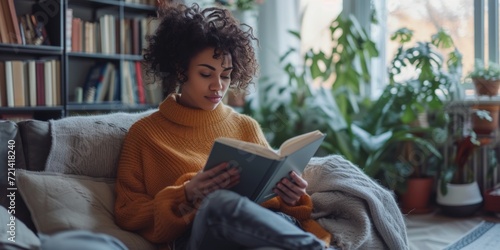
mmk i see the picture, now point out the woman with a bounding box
[114,3,332,250]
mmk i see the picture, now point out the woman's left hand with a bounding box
[273,171,308,206]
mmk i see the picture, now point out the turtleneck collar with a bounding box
[158,94,233,127]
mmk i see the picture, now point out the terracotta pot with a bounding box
[399,177,434,214]
[472,104,500,135]
[484,188,500,213]
[473,78,500,96]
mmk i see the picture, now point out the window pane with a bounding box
[300,0,343,53]
[387,0,474,84]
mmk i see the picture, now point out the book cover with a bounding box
[204,130,326,203]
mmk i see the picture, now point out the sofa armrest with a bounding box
[18,120,51,172]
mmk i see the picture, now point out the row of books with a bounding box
[0,60,61,108]
[66,11,160,54]
[78,61,162,105]
[0,0,51,45]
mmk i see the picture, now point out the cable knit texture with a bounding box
[303,155,409,250]
[114,94,331,248]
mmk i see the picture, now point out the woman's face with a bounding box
[178,47,233,111]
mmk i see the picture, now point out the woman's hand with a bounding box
[185,162,240,205]
[273,171,308,206]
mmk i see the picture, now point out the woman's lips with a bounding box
[206,96,222,103]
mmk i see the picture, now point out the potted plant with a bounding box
[471,105,499,136]
[468,59,500,96]
[437,135,485,217]
[382,28,463,213]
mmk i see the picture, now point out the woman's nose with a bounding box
[210,78,223,91]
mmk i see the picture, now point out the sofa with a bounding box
[0,110,409,250]
[0,110,159,250]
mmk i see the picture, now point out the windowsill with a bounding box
[449,95,500,106]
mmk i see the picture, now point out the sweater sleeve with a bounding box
[114,126,197,244]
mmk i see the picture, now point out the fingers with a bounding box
[189,162,241,201]
[274,171,308,206]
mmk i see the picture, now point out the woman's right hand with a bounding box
[184,162,240,205]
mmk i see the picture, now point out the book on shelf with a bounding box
[203,130,326,204]
[0,2,9,43]
[27,60,36,107]
[4,61,14,107]
[95,63,115,102]
[11,60,26,107]
[66,8,73,51]
[0,61,6,107]
[5,0,21,44]
[44,60,53,106]
[35,60,45,106]
[135,61,146,104]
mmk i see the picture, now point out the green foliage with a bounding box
[245,11,468,192]
[467,59,500,81]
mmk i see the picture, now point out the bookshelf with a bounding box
[0,0,162,121]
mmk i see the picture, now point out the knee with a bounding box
[198,190,243,216]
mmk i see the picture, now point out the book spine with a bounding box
[253,160,282,203]
[35,60,45,106]
[0,2,9,43]
[44,60,53,106]
[11,60,26,107]
[6,0,21,44]
[28,60,36,106]
[0,61,6,107]
[5,61,14,107]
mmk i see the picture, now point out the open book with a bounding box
[203,130,326,203]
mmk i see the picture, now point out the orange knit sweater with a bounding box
[114,94,331,248]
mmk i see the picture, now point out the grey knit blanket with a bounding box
[304,155,409,250]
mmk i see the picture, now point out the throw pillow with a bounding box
[16,169,157,250]
[0,205,41,250]
[44,109,156,178]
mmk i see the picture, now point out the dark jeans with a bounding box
[174,190,326,250]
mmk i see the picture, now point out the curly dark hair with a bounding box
[143,3,259,97]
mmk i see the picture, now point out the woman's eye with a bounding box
[221,75,230,79]
[200,73,210,78]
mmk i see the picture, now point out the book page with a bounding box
[278,130,325,156]
[215,138,280,160]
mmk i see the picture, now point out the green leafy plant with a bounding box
[468,59,500,81]
[215,0,264,11]
[244,14,446,191]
